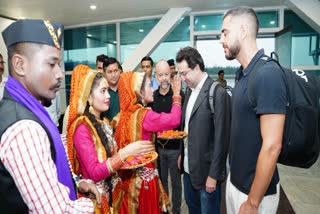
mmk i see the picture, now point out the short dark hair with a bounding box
[7,43,43,75]
[176,46,205,71]
[141,56,154,66]
[103,57,122,71]
[223,6,259,36]
[218,70,224,75]
[167,59,175,66]
[96,54,107,63]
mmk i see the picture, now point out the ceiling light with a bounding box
[139,29,144,33]
[270,20,275,25]
[90,5,97,10]
[87,34,92,37]
[201,25,206,28]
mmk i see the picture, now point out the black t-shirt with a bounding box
[151,86,185,147]
[229,49,287,196]
[151,86,184,113]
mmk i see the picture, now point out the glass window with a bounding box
[64,24,116,71]
[194,11,279,32]
[120,19,159,63]
[194,14,223,31]
[257,11,279,28]
[150,17,190,65]
[64,24,116,105]
[284,10,320,67]
[196,37,274,88]
[292,36,319,66]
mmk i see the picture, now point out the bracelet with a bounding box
[172,101,181,106]
[118,149,126,163]
[172,95,181,105]
[109,153,124,172]
[106,159,113,173]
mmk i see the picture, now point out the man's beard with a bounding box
[160,81,169,90]
[42,81,61,107]
[225,42,240,61]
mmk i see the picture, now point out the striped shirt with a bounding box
[0,120,94,213]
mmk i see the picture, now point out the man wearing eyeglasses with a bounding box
[102,57,122,121]
[176,47,231,214]
[0,53,7,100]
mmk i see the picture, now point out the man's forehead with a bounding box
[142,60,152,65]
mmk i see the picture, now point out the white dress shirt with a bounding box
[183,73,208,174]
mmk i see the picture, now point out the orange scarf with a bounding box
[114,72,149,149]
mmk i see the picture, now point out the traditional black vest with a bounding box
[0,90,55,213]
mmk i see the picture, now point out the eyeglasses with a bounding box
[106,69,120,75]
[178,69,192,77]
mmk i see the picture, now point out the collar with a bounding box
[155,86,173,97]
[191,72,208,91]
[242,49,265,77]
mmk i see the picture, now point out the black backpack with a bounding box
[248,52,320,168]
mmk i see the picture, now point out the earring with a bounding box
[88,100,94,114]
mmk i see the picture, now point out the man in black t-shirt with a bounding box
[220,7,286,214]
[152,60,184,214]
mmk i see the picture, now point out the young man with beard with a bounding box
[151,59,184,214]
[102,57,122,121]
[220,7,286,214]
[0,19,101,213]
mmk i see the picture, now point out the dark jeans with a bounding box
[183,173,221,214]
[157,147,182,214]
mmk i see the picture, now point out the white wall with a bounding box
[0,17,14,78]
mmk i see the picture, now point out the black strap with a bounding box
[248,54,290,110]
[247,55,268,110]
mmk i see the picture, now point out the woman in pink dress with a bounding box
[66,65,154,213]
[113,71,182,214]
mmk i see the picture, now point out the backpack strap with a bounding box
[248,53,290,111]
[209,81,222,114]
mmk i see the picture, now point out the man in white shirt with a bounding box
[176,47,231,214]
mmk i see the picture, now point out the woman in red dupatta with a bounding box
[113,71,182,214]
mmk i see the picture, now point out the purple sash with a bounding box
[5,76,76,200]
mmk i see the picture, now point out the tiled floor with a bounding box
[168,157,320,214]
[278,158,320,214]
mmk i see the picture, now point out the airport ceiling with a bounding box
[0,0,285,27]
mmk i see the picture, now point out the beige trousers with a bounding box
[226,174,280,214]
